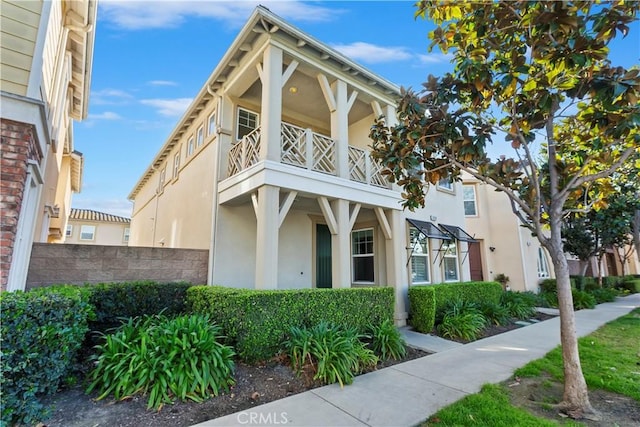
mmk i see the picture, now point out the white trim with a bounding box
[351,227,375,284]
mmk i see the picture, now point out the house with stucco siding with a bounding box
[128,6,476,325]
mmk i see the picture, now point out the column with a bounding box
[255,185,280,289]
[259,45,283,162]
[385,210,409,325]
[331,199,351,287]
[330,80,349,178]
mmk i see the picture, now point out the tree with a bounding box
[370,1,640,418]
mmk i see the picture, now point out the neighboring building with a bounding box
[1,1,97,291]
[128,6,475,324]
[462,171,554,292]
[65,208,130,246]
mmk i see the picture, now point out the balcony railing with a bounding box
[226,121,390,188]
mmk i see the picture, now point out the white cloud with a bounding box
[140,98,193,117]
[148,80,178,86]
[416,52,454,64]
[91,88,134,105]
[88,111,122,120]
[99,0,339,31]
[331,42,413,64]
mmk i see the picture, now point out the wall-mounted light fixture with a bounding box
[289,86,298,94]
[489,246,496,252]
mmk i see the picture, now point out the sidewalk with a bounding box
[192,293,640,427]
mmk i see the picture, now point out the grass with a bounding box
[515,308,640,400]
[423,384,560,426]
[422,307,640,426]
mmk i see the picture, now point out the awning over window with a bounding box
[406,219,450,240]
[439,224,477,242]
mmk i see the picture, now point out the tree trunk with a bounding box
[579,260,589,277]
[633,209,640,264]
[548,212,597,418]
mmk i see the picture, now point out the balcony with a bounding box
[227,122,390,189]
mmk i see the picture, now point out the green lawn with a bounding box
[421,308,640,426]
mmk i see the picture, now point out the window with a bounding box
[409,227,430,283]
[197,125,204,147]
[173,151,180,179]
[208,112,216,137]
[123,227,130,243]
[237,107,259,140]
[158,167,166,192]
[463,185,477,216]
[442,241,459,281]
[537,247,550,278]
[352,228,374,283]
[65,224,73,237]
[80,225,95,241]
[187,136,194,156]
[438,177,453,191]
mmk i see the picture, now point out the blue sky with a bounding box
[73,1,640,218]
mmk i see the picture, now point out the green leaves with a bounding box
[87,314,235,410]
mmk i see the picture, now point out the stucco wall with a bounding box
[25,243,208,289]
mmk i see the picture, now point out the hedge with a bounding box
[0,287,93,426]
[620,278,640,293]
[408,281,503,333]
[187,286,394,362]
[87,281,194,330]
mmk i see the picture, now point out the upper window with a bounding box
[208,112,216,137]
[173,151,180,179]
[65,224,73,237]
[442,241,459,282]
[187,136,195,157]
[237,107,259,140]
[537,247,550,278]
[197,125,204,148]
[409,227,430,284]
[123,227,130,243]
[463,185,477,216]
[352,228,374,283]
[80,225,95,241]
[158,167,166,193]
[438,177,454,192]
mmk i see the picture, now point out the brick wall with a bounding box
[26,243,209,289]
[1,119,42,291]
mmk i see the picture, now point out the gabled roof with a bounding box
[70,208,130,224]
[128,5,401,200]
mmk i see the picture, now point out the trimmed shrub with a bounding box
[618,279,640,293]
[437,300,486,341]
[87,313,235,410]
[88,281,194,330]
[572,289,597,310]
[367,319,407,361]
[539,278,578,293]
[539,291,559,308]
[408,285,436,333]
[408,281,502,333]
[285,322,377,387]
[1,287,93,426]
[187,286,394,362]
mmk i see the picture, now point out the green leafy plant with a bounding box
[572,289,597,310]
[367,319,407,361]
[87,313,235,410]
[501,291,537,320]
[588,287,618,304]
[436,300,486,341]
[480,301,511,326]
[285,322,378,387]
[539,291,559,308]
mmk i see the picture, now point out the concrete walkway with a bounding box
[192,294,640,427]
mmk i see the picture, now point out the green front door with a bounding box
[316,224,332,288]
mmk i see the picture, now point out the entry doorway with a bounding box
[468,241,484,281]
[316,224,332,288]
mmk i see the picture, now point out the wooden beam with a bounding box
[251,192,259,218]
[349,203,361,230]
[371,101,383,118]
[375,207,392,240]
[346,90,358,114]
[281,60,299,87]
[318,197,337,234]
[317,74,336,112]
[278,191,297,228]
